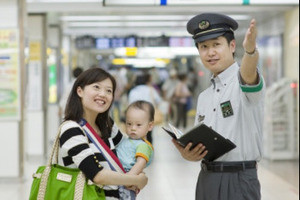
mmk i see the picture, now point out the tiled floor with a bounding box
[1,125,298,200]
[136,126,299,200]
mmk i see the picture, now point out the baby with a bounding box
[117,100,154,174]
[117,100,154,199]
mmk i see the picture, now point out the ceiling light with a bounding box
[68,21,187,27]
[28,0,100,2]
[61,15,194,21]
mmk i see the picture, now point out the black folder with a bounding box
[162,123,236,161]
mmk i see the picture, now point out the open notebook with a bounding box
[162,123,236,161]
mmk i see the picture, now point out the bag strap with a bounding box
[47,122,63,166]
[80,119,126,173]
[37,122,65,199]
[74,171,85,200]
[37,121,86,200]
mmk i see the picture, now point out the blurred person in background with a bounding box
[162,68,179,122]
[149,66,162,90]
[187,66,199,95]
[111,68,127,123]
[173,73,192,130]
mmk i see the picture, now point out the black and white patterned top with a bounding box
[58,120,124,199]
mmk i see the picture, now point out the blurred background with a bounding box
[0,0,298,199]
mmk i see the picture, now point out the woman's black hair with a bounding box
[64,67,116,139]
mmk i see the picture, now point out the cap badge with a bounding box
[199,20,210,30]
[198,115,205,123]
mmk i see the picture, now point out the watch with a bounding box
[245,48,258,56]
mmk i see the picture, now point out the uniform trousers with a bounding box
[196,165,261,200]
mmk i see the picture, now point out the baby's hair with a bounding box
[126,100,155,122]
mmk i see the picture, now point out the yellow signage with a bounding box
[29,41,41,61]
[125,47,137,57]
[112,58,126,65]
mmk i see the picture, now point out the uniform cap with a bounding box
[187,13,238,43]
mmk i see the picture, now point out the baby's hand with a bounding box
[126,185,140,194]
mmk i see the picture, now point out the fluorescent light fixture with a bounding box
[62,14,250,23]
[170,47,199,56]
[61,16,124,21]
[136,47,174,59]
[229,15,251,20]
[166,0,242,5]
[104,0,155,6]
[28,0,100,2]
[112,58,168,68]
[63,27,189,37]
[68,21,187,27]
[250,0,298,4]
[104,0,251,5]
[61,15,194,21]
[114,47,198,59]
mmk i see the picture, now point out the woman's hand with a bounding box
[136,172,148,190]
[172,139,208,161]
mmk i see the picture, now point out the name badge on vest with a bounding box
[220,101,234,118]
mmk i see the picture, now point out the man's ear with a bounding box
[230,39,236,54]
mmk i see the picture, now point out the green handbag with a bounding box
[29,122,106,200]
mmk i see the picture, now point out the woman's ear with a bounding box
[77,86,83,98]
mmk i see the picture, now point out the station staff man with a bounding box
[172,13,265,200]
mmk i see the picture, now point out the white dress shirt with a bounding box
[195,62,265,162]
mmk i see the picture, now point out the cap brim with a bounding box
[194,32,224,43]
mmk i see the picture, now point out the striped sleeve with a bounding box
[59,121,103,180]
[111,122,125,147]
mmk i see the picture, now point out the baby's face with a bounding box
[125,107,153,140]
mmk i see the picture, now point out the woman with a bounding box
[59,67,148,199]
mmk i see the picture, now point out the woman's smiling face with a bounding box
[77,78,114,116]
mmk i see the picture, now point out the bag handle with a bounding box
[37,121,86,200]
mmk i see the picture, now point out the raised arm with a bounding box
[240,19,259,85]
